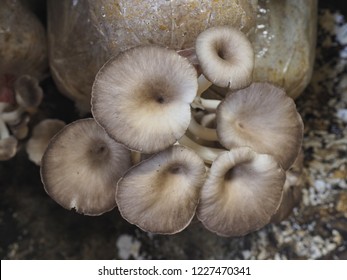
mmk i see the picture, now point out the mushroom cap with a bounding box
[195,26,254,89]
[197,147,285,237]
[271,150,304,223]
[14,75,43,109]
[216,82,304,170]
[26,119,66,165]
[91,45,198,154]
[116,145,206,234]
[0,136,18,161]
[40,118,132,215]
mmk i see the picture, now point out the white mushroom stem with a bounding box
[197,74,213,96]
[191,96,221,112]
[178,135,225,164]
[188,115,218,141]
[192,75,221,111]
[0,102,11,139]
[0,118,10,139]
[201,113,216,128]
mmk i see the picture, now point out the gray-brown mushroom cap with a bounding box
[271,150,304,223]
[195,26,254,89]
[40,118,132,215]
[197,147,285,237]
[216,82,304,170]
[26,118,66,165]
[116,145,206,234]
[91,45,198,154]
[14,75,43,110]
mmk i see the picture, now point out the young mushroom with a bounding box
[26,118,66,165]
[91,45,198,154]
[0,136,17,161]
[195,26,254,91]
[197,147,286,237]
[216,82,304,170]
[116,145,206,234]
[40,118,132,215]
[14,75,43,112]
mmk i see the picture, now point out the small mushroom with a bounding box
[178,135,225,164]
[0,135,17,161]
[91,45,198,154]
[14,75,43,112]
[40,118,132,215]
[26,119,66,165]
[271,150,304,223]
[216,82,304,170]
[116,145,206,234]
[195,26,254,90]
[197,147,285,237]
[0,115,17,160]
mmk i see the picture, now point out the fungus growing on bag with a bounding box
[38,24,307,237]
[0,74,44,160]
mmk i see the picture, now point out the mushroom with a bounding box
[40,118,132,215]
[0,103,18,160]
[14,75,43,112]
[26,119,66,165]
[197,147,286,237]
[216,82,304,170]
[0,112,18,161]
[116,145,206,234]
[271,149,304,223]
[91,45,198,154]
[195,26,254,90]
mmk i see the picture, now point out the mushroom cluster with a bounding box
[40,26,304,237]
[0,74,43,160]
